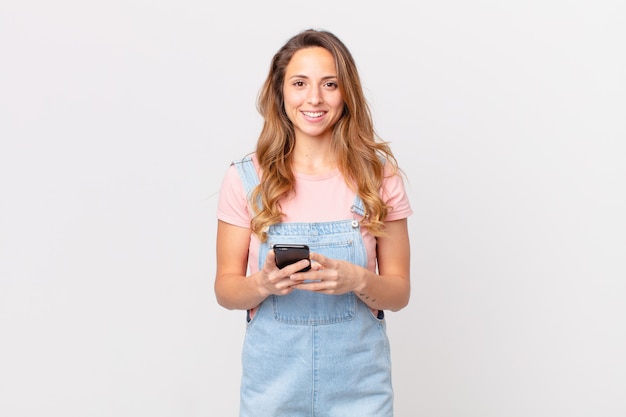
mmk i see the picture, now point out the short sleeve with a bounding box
[216,163,252,228]
[380,165,413,222]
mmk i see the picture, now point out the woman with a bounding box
[215,29,412,417]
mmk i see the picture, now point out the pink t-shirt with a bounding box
[217,154,412,274]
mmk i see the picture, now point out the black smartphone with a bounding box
[273,244,311,272]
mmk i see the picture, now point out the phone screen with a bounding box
[274,244,311,272]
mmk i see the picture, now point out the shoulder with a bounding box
[231,153,261,174]
[231,153,255,165]
[220,153,257,189]
[217,155,256,227]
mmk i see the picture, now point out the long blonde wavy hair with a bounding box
[250,29,401,242]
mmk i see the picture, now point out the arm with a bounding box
[360,218,411,311]
[291,218,411,312]
[214,220,310,310]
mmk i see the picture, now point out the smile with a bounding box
[302,111,325,118]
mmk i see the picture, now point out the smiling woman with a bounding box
[282,46,345,144]
[214,29,412,417]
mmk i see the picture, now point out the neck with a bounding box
[292,146,337,176]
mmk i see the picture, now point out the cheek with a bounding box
[327,94,344,111]
[283,93,302,112]
[331,100,345,118]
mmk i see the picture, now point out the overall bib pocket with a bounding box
[270,238,359,325]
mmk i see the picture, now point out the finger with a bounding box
[290,270,321,282]
[281,258,311,275]
[309,252,328,267]
[309,262,324,272]
[293,281,326,291]
[262,250,279,272]
[294,280,340,294]
[276,277,298,289]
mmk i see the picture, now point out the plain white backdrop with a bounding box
[1,1,625,416]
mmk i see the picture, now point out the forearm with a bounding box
[355,269,410,312]
[214,272,268,311]
[357,218,411,312]
[215,221,269,311]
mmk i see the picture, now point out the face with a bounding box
[283,47,345,141]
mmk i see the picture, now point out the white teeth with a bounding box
[303,111,324,118]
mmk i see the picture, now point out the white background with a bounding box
[1,1,625,416]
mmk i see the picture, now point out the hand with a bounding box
[255,250,312,297]
[289,252,365,295]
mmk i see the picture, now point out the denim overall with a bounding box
[234,156,393,417]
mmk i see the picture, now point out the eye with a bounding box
[293,80,305,87]
[324,81,338,89]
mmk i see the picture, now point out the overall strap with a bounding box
[232,155,260,198]
[350,195,365,218]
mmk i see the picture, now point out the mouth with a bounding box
[301,111,325,119]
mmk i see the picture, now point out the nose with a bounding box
[307,87,323,105]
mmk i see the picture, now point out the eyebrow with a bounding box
[287,74,338,81]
